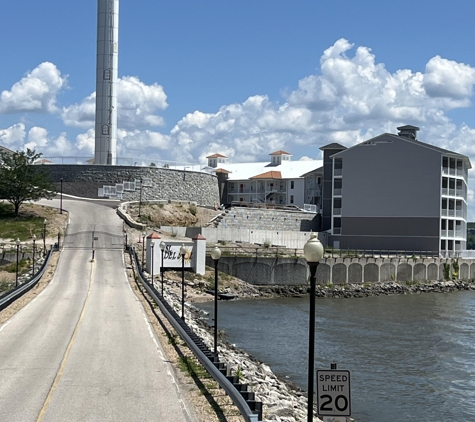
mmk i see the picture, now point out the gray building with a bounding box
[323,125,471,256]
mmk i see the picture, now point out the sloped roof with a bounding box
[330,132,472,169]
[269,150,292,156]
[397,125,420,131]
[206,153,227,159]
[250,171,282,179]
[34,158,54,165]
[320,143,347,151]
[300,166,323,177]
[0,144,14,155]
[215,168,231,174]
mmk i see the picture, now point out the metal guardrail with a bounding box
[128,246,262,422]
[0,246,55,312]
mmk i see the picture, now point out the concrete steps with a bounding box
[216,207,318,232]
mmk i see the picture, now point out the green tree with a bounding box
[0,149,56,216]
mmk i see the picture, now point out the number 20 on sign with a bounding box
[316,370,351,417]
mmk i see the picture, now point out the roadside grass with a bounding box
[0,203,46,241]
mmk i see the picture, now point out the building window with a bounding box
[290,195,294,204]
[291,181,294,189]
[102,124,109,135]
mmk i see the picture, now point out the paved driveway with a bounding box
[0,199,196,422]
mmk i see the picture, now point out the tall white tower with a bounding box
[94,0,119,165]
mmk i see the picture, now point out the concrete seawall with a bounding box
[208,256,474,285]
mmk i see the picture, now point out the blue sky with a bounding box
[2,1,475,213]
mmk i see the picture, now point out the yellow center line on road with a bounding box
[36,258,95,422]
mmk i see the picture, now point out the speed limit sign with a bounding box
[316,370,351,417]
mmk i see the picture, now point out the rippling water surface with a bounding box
[197,291,475,422]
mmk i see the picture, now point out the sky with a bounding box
[1,1,475,214]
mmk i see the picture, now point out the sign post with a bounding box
[316,369,351,419]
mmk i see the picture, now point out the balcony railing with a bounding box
[441,209,466,219]
[441,188,465,197]
[333,208,342,216]
[334,168,342,176]
[333,188,342,196]
[443,167,466,178]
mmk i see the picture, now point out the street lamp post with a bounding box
[32,234,36,276]
[60,178,63,214]
[180,244,186,322]
[43,219,47,257]
[142,231,146,269]
[160,241,166,296]
[303,233,324,422]
[15,238,21,287]
[210,245,222,355]
[151,241,155,287]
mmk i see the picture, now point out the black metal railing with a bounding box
[127,246,262,422]
[0,246,55,311]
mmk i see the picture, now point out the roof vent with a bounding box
[397,125,420,140]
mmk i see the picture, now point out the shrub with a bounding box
[452,259,459,280]
[443,263,451,281]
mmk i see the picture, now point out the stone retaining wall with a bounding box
[209,256,473,285]
[44,165,219,207]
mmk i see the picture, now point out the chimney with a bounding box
[397,125,420,140]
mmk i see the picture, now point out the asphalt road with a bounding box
[0,199,196,422]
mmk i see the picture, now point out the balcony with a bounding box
[333,208,342,216]
[443,167,465,178]
[442,229,465,239]
[334,168,342,176]
[333,188,342,196]
[333,227,341,235]
[237,187,251,194]
[441,209,466,219]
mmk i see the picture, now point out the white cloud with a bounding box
[118,76,168,128]
[423,56,475,101]
[62,76,168,130]
[45,133,75,156]
[0,123,26,146]
[117,128,171,153]
[61,93,96,128]
[25,126,49,150]
[76,129,95,153]
[0,62,67,114]
[168,38,475,165]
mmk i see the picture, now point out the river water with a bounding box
[196,291,475,422]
